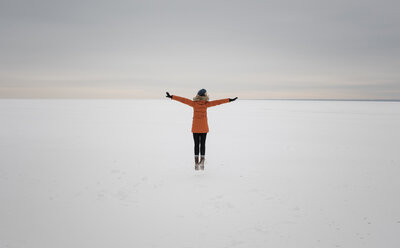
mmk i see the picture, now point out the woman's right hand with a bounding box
[166,92,172,99]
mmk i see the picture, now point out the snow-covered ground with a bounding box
[0,99,399,248]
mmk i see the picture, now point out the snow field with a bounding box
[0,99,399,248]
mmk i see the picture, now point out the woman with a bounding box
[166,89,238,170]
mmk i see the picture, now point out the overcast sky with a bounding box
[0,0,399,99]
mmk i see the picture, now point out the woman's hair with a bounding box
[193,92,209,101]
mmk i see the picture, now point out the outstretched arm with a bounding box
[166,92,193,107]
[206,97,238,108]
[206,98,230,107]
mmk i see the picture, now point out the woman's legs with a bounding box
[193,133,207,156]
[193,133,207,170]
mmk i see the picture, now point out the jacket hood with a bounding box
[193,94,209,102]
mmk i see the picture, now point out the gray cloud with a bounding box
[0,0,399,99]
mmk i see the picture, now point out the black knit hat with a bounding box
[197,89,207,96]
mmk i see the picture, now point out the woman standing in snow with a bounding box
[166,89,237,170]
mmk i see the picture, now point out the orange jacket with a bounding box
[172,95,230,133]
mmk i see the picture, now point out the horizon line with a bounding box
[1,97,399,102]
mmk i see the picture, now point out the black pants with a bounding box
[193,133,207,156]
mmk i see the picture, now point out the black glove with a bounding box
[166,92,172,99]
[229,97,238,102]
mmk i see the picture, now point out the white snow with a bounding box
[0,99,400,248]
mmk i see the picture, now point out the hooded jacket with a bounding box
[172,95,229,133]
